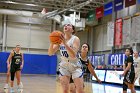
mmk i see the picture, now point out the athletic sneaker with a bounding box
[16,82,23,89]
[17,88,21,93]
[10,87,14,93]
[4,84,9,89]
[20,82,23,89]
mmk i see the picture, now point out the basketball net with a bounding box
[41,8,47,14]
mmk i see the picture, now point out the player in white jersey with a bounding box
[48,24,85,93]
[133,51,140,85]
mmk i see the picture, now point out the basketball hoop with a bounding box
[41,8,47,14]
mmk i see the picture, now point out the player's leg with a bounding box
[59,68,71,93]
[129,73,136,93]
[10,72,15,92]
[73,77,84,93]
[69,83,76,93]
[123,81,128,93]
[73,68,84,93]
[4,68,10,89]
[15,70,21,88]
[59,76,70,93]
[69,77,76,93]
[128,83,136,93]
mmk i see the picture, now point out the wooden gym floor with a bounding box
[0,74,140,93]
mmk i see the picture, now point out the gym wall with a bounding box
[3,15,52,54]
[0,15,2,50]
[0,52,57,75]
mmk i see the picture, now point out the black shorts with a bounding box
[10,65,21,73]
[123,72,135,90]
[124,72,135,84]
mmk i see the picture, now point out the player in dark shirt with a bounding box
[69,43,101,93]
[122,48,136,93]
[7,45,24,92]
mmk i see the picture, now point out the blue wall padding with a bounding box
[0,52,57,75]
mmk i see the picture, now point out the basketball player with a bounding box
[122,48,136,93]
[4,48,23,89]
[6,45,24,92]
[133,51,140,85]
[48,24,85,93]
[69,43,101,93]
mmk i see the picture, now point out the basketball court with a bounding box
[0,74,140,93]
[0,0,140,93]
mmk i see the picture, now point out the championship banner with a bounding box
[104,2,113,16]
[115,18,123,46]
[107,21,114,46]
[125,0,136,7]
[96,6,104,19]
[122,18,131,45]
[114,0,123,12]
[87,10,95,22]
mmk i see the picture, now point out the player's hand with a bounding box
[97,79,102,83]
[60,34,66,44]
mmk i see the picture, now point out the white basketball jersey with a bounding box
[59,35,76,58]
[133,57,140,72]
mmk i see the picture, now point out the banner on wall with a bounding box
[92,55,105,66]
[122,18,131,45]
[88,55,93,62]
[87,10,95,22]
[104,2,113,16]
[115,18,123,46]
[108,53,126,65]
[107,21,114,46]
[138,0,140,4]
[131,16,140,43]
[96,6,104,19]
[125,0,136,7]
[114,0,123,12]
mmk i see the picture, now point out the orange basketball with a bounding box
[49,31,63,44]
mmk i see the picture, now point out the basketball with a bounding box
[49,31,63,44]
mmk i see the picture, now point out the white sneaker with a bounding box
[19,82,23,89]
[10,87,14,93]
[4,84,9,89]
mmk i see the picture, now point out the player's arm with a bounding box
[48,43,59,56]
[123,64,126,71]
[20,53,24,69]
[123,63,132,76]
[122,57,132,76]
[87,60,101,83]
[63,36,80,58]
[6,51,14,68]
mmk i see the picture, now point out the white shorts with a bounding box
[59,57,83,79]
[59,67,83,79]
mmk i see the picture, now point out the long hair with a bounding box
[126,47,133,55]
[72,25,76,35]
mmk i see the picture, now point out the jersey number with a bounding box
[15,59,20,64]
[62,51,69,58]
